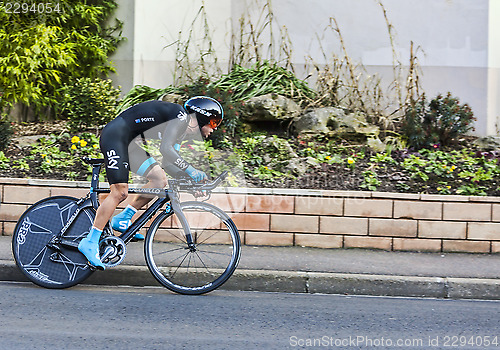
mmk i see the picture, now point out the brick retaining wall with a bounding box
[1,177,500,253]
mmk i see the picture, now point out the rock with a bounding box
[366,136,387,152]
[261,135,296,156]
[335,112,379,137]
[12,135,44,148]
[293,107,379,139]
[473,136,500,151]
[285,157,317,176]
[293,107,345,134]
[161,93,185,104]
[241,94,301,122]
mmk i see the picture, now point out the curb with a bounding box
[2,260,500,300]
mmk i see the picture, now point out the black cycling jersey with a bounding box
[100,100,191,184]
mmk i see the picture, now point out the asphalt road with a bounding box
[1,282,500,350]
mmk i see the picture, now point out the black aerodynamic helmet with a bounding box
[184,96,224,130]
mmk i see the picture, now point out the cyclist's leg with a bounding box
[79,183,128,270]
[129,164,168,209]
[111,143,167,238]
[111,165,167,239]
[80,121,130,269]
[97,118,131,227]
[95,183,129,230]
[130,139,168,196]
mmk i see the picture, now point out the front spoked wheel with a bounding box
[145,201,241,295]
[12,196,95,289]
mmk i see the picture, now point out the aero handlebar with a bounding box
[175,171,229,192]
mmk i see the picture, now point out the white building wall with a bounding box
[488,0,500,134]
[110,0,500,136]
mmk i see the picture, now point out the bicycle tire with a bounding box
[144,201,241,295]
[12,196,95,289]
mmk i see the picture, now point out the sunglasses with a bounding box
[208,117,222,129]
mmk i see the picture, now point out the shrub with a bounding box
[116,85,179,113]
[211,61,316,103]
[0,1,123,118]
[62,78,121,132]
[0,119,13,151]
[401,93,475,149]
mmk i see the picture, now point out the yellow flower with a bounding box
[71,145,77,150]
[93,144,98,149]
[80,140,88,147]
[325,156,331,160]
[347,158,355,165]
[41,154,46,158]
[71,136,80,143]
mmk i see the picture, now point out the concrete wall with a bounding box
[110,0,500,135]
[2,177,500,254]
[488,0,500,134]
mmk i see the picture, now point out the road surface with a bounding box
[0,282,499,349]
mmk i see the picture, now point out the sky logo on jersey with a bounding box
[177,110,188,121]
[174,158,189,170]
[107,150,120,169]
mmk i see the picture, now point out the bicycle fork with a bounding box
[169,193,196,251]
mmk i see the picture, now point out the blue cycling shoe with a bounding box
[78,236,105,270]
[110,216,132,232]
[110,217,144,241]
[110,210,133,233]
[111,205,144,241]
[131,233,145,241]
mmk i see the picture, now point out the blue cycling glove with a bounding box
[185,165,207,183]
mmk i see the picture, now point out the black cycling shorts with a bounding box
[100,117,159,184]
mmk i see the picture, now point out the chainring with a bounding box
[99,236,127,268]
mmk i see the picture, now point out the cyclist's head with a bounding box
[184,96,224,131]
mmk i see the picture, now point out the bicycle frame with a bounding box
[56,161,195,250]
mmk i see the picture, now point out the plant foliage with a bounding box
[62,78,121,131]
[0,120,13,151]
[211,61,316,103]
[401,93,475,149]
[116,85,181,113]
[0,0,123,117]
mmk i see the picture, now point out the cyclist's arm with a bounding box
[159,118,190,172]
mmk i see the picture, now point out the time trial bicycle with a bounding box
[12,157,241,295]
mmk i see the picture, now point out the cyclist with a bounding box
[78,96,223,270]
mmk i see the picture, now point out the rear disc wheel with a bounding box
[12,196,95,289]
